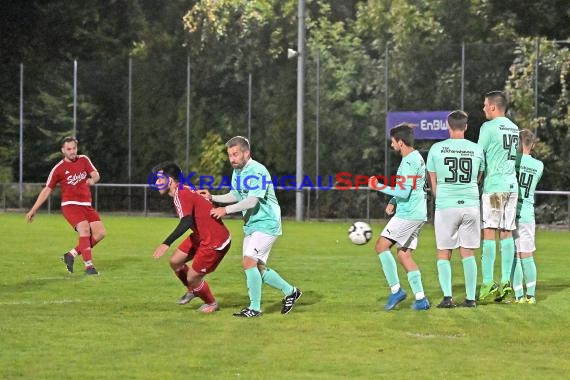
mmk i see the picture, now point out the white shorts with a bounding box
[434,207,481,250]
[243,231,278,264]
[514,222,536,253]
[381,217,424,250]
[481,192,517,231]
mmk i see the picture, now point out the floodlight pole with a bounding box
[295,0,305,221]
[19,64,24,209]
[73,59,77,138]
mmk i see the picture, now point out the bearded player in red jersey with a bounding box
[26,137,106,275]
[151,162,231,313]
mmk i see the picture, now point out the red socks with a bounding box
[192,281,215,304]
[174,266,215,304]
[75,236,92,262]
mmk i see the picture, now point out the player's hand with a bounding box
[25,210,36,223]
[385,203,395,216]
[153,244,169,259]
[198,189,212,201]
[86,178,94,186]
[210,207,226,220]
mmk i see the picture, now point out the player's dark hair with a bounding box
[447,110,468,131]
[157,162,182,182]
[485,90,508,111]
[226,136,250,152]
[520,129,536,148]
[61,136,78,147]
[390,123,415,147]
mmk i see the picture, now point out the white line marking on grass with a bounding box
[407,332,463,339]
[0,299,82,305]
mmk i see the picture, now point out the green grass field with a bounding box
[1,213,570,379]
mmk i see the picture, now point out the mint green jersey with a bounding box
[427,139,485,210]
[515,153,544,223]
[230,159,282,236]
[478,116,519,193]
[392,150,427,221]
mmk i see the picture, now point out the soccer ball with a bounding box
[348,221,373,245]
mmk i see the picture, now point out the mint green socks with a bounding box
[262,267,294,296]
[245,267,262,311]
[521,256,537,297]
[378,251,399,289]
[500,237,515,284]
[512,257,524,298]
[481,240,496,284]
[437,259,452,297]
[462,256,477,301]
[407,270,425,298]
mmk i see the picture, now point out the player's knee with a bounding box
[76,222,90,235]
[375,238,389,253]
[186,273,203,288]
[242,255,258,269]
[169,256,183,269]
[95,228,107,241]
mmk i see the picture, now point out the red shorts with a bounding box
[61,205,101,229]
[178,236,231,274]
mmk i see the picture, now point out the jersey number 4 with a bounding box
[518,172,533,198]
[444,157,473,184]
[503,134,519,160]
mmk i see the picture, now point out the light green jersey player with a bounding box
[230,158,282,236]
[515,153,544,224]
[427,139,485,210]
[208,136,301,317]
[478,116,519,193]
[390,150,427,221]
[478,91,521,303]
[371,124,430,311]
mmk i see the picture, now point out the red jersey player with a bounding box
[152,162,231,313]
[26,137,106,275]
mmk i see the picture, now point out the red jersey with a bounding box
[46,155,97,206]
[173,185,231,249]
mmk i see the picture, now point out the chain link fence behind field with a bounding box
[2,183,569,229]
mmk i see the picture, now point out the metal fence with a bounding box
[2,183,569,229]
[1,40,569,218]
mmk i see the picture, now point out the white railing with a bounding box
[2,183,569,229]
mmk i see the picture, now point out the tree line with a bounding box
[1,1,568,215]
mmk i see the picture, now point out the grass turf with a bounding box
[1,213,569,379]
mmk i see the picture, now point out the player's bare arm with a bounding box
[153,244,170,259]
[87,170,100,186]
[428,172,437,197]
[25,186,53,223]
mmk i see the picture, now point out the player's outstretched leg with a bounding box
[75,236,98,275]
[281,287,302,315]
[408,270,430,311]
[234,267,263,317]
[261,267,302,314]
[378,251,406,310]
[61,251,76,273]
